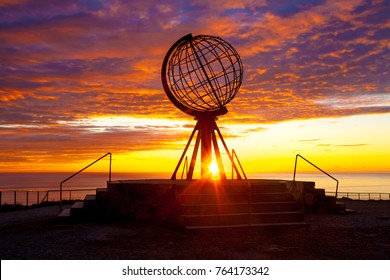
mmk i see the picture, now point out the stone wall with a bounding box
[107,180,179,222]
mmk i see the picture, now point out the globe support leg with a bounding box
[171,117,233,180]
[199,117,213,179]
[188,128,201,179]
[211,126,227,180]
[170,125,197,180]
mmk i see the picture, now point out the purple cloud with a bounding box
[0,0,388,169]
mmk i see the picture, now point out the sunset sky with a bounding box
[1,0,389,175]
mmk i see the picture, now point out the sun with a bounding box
[208,162,219,176]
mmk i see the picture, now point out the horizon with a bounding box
[1,171,389,196]
[1,170,390,174]
[1,0,389,174]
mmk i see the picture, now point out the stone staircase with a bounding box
[58,179,353,225]
[313,190,356,215]
[58,188,108,220]
[178,180,309,229]
[290,183,355,215]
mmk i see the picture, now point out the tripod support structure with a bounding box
[171,116,242,180]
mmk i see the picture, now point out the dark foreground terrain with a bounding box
[1,200,389,259]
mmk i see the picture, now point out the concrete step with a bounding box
[249,183,287,193]
[181,182,287,195]
[70,201,84,216]
[83,194,96,211]
[182,211,304,227]
[251,201,298,212]
[181,184,249,194]
[95,188,109,216]
[180,192,294,204]
[58,208,71,218]
[314,188,326,196]
[186,222,310,230]
[96,188,108,198]
[335,201,346,211]
[179,183,303,229]
[84,194,96,201]
[321,195,337,211]
[181,201,298,215]
[337,208,357,215]
[57,189,109,220]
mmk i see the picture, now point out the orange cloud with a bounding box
[0,0,388,171]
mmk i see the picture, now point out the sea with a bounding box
[0,172,389,205]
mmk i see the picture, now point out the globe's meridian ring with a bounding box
[161,33,243,117]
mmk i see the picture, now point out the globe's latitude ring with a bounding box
[161,34,243,117]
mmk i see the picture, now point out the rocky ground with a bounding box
[0,200,389,259]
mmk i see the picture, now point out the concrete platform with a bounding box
[59,178,340,229]
[105,179,318,228]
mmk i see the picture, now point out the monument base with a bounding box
[103,179,322,228]
[60,179,344,229]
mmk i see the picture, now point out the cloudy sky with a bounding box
[0,0,389,174]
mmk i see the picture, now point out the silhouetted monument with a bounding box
[161,34,244,180]
[58,35,343,228]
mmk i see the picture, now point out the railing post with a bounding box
[294,154,338,198]
[14,191,16,206]
[231,152,234,179]
[26,191,29,206]
[293,154,299,181]
[232,149,247,180]
[0,191,2,206]
[60,183,63,212]
[231,150,235,179]
[59,152,112,213]
[109,152,112,182]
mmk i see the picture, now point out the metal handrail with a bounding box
[293,154,339,197]
[231,149,247,180]
[328,191,390,200]
[0,188,98,207]
[59,152,112,212]
[40,191,49,204]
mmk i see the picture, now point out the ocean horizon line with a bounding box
[1,171,389,174]
[0,171,389,193]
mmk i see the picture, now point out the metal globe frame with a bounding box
[161,33,244,180]
[162,34,243,116]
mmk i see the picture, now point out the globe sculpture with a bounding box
[161,34,244,180]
